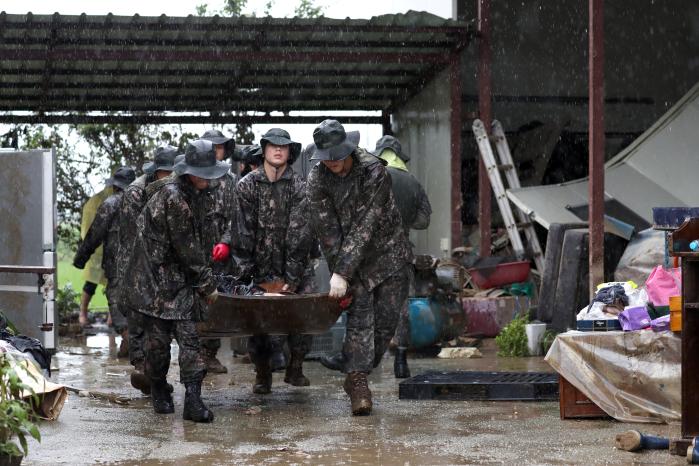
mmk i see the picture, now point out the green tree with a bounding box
[294,0,323,18]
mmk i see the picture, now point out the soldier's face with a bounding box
[322,157,353,176]
[214,144,226,161]
[264,143,290,167]
[187,174,210,191]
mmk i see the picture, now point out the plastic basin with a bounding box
[468,261,531,289]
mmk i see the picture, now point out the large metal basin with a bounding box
[197,293,342,337]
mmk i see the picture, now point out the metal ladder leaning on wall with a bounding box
[472,119,545,273]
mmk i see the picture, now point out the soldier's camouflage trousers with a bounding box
[142,314,206,384]
[126,306,146,368]
[105,281,127,334]
[248,333,312,366]
[343,265,411,373]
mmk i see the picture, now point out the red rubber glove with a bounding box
[339,295,353,310]
[211,243,230,262]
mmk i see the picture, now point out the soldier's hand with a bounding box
[329,273,348,299]
[211,243,230,262]
[206,290,219,305]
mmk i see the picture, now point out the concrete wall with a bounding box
[393,69,452,257]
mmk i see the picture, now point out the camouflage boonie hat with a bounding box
[373,135,409,163]
[260,128,302,164]
[142,145,179,175]
[105,166,136,190]
[174,140,230,179]
[310,120,360,161]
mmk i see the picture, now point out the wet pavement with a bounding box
[24,335,685,465]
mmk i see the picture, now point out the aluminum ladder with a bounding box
[472,119,545,272]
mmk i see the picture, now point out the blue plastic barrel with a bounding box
[408,298,443,348]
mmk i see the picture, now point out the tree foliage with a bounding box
[294,0,324,18]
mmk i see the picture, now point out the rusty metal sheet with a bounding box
[198,293,342,337]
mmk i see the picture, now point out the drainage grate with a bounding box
[399,371,559,401]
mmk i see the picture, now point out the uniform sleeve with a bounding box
[218,176,236,245]
[307,170,343,272]
[411,181,432,231]
[333,164,392,279]
[165,192,215,297]
[73,196,117,269]
[284,179,312,288]
[230,179,257,281]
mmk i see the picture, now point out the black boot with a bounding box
[320,352,346,372]
[394,348,411,379]
[151,379,174,414]
[284,355,310,386]
[183,381,214,423]
[253,362,273,394]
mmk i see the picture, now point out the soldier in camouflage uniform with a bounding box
[117,146,178,394]
[320,135,432,379]
[306,120,413,416]
[239,144,263,177]
[123,140,227,423]
[199,129,238,374]
[374,135,431,378]
[231,128,314,394]
[73,167,136,357]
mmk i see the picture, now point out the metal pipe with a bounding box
[588,0,605,294]
[450,51,463,248]
[477,0,492,257]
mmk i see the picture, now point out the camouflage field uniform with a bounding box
[201,170,238,356]
[387,166,432,347]
[73,190,127,333]
[307,149,413,373]
[116,173,153,368]
[123,175,215,384]
[231,165,314,365]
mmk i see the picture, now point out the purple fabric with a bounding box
[619,306,652,331]
[651,315,671,332]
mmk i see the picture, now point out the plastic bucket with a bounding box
[525,323,547,356]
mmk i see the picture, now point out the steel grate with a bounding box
[399,371,559,401]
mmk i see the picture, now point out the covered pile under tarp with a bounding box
[546,331,680,423]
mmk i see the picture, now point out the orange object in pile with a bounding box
[670,295,682,332]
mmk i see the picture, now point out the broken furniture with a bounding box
[669,217,699,438]
[546,330,680,423]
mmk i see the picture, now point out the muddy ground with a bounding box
[23,335,684,465]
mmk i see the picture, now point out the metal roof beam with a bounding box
[0,114,383,125]
[0,48,453,64]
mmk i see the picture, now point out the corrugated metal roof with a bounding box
[507,81,699,229]
[0,11,471,121]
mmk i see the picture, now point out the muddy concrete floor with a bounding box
[24,335,684,465]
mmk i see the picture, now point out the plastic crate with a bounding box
[306,312,346,359]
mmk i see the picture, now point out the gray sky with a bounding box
[0,0,452,19]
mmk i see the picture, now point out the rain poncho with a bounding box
[79,187,112,285]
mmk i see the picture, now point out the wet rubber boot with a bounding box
[202,347,228,374]
[320,352,346,372]
[343,372,372,416]
[117,330,129,358]
[284,355,310,386]
[394,347,411,379]
[151,379,174,414]
[253,362,272,394]
[183,381,214,423]
[615,430,669,452]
